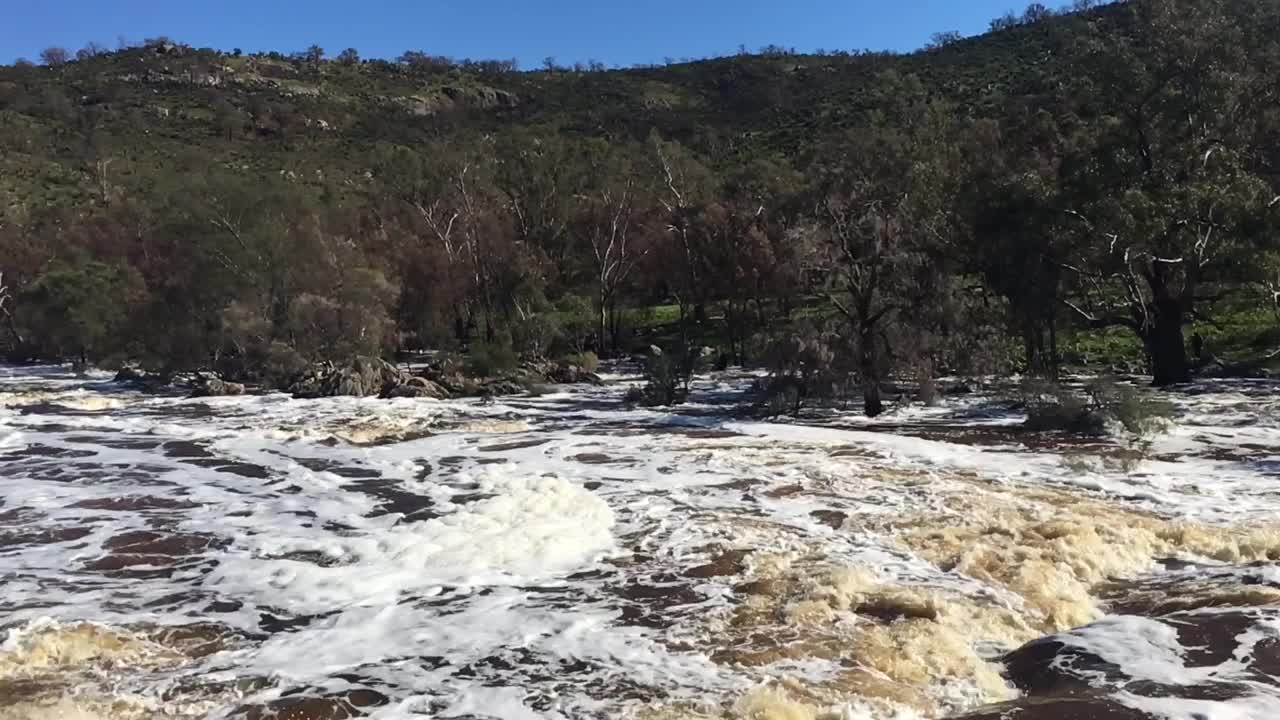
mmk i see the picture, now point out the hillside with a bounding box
[0,5,1120,216]
[2,0,1276,395]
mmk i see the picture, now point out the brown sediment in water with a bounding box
[0,696,204,720]
[883,483,1280,632]
[666,465,1280,719]
[702,561,1027,718]
[0,622,182,679]
[1097,566,1280,615]
[0,392,126,412]
[0,620,247,720]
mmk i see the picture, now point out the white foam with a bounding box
[1117,691,1280,720]
[3,365,1280,718]
[1054,615,1243,686]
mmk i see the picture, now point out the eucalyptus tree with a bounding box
[1056,0,1280,385]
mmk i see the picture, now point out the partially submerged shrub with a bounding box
[625,344,700,407]
[758,323,847,417]
[1025,377,1174,468]
[1082,378,1174,440]
[918,374,940,408]
[1022,380,1105,435]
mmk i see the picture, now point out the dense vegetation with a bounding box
[1,0,1278,413]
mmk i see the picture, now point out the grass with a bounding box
[1191,300,1279,364]
[1058,295,1279,373]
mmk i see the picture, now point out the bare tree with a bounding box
[39,47,70,66]
[76,42,108,61]
[926,31,963,50]
[576,148,647,353]
[0,272,25,349]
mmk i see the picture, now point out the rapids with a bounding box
[1,365,1279,719]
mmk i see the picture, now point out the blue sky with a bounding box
[2,0,1027,68]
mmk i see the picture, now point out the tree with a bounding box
[574,142,649,354]
[963,110,1077,377]
[76,42,108,61]
[39,47,70,66]
[337,48,360,65]
[303,45,325,63]
[926,31,963,50]
[20,260,146,363]
[494,132,575,289]
[212,98,244,140]
[807,75,961,416]
[1022,3,1054,23]
[0,271,23,350]
[1057,0,1280,385]
[648,131,721,364]
[990,12,1022,31]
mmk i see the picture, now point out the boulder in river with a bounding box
[545,362,602,385]
[288,357,425,399]
[381,375,450,400]
[190,377,247,398]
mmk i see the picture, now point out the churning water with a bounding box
[2,365,1279,719]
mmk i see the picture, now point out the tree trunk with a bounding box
[863,377,884,417]
[606,301,621,356]
[598,290,609,357]
[1048,308,1060,380]
[860,341,884,418]
[1145,302,1190,387]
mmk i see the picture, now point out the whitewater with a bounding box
[2,364,1279,720]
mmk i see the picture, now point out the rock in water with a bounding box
[190,377,246,397]
[381,376,450,400]
[288,357,452,399]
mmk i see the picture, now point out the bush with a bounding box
[467,339,519,377]
[511,312,560,359]
[757,322,848,417]
[1022,379,1105,435]
[564,351,599,373]
[624,345,698,407]
[1083,378,1174,440]
[1022,377,1173,442]
[552,295,595,354]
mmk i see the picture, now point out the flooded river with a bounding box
[2,365,1279,719]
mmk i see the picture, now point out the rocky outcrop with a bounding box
[289,357,402,398]
[392,86,519,117]
[113,367,181,393]
[410,357,601,400]
[190,377,246,397]
[382,375,450,400]
[287,357,452,400]
[517,358,602,386]
[544,362,603,385]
